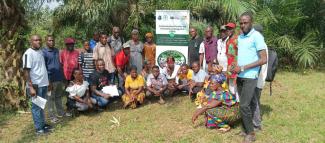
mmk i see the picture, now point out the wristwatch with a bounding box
[240,66,245,72]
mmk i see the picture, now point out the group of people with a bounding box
[23,11,268,143]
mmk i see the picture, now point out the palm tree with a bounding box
[0,0,28,110]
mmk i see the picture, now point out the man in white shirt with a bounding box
[146,66,168,104]
[251,24,269,131]
[188,62,207,99]
[217,25,229,72]
[23,35,51,135]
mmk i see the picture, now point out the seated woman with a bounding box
[122,66,145,109]
[177,64,193,92]
[66,69,93,111]
[192,74,240,133]
[161,57,180,96]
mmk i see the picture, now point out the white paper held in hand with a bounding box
[102,85,119,97]
[32,96,47,109]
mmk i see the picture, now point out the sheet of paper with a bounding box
[32,96,47,109]
[101,85,119,97]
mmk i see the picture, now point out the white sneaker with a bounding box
[64,112,72,117]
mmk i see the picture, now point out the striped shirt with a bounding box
[78,52,95,79]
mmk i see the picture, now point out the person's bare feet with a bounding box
[158,97,165,104]
[217,126,231,133]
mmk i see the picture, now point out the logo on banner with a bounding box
[157,50,186,69]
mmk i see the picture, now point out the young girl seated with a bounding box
[66,69,93,111]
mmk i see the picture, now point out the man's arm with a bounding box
[233,50,267,73]
[199,53,204,68]
[90,85,110,98]
[244,49,267,70]
[146,86,157,94]
[24,68,36,96]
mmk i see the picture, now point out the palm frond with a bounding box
[293,32,320,68]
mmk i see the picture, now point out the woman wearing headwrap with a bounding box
[143,32,156,69]
[192,74,240,133]
[127,29,144,74]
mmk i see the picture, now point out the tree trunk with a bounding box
[0,0,28,111]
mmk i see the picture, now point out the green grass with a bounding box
[0,71,324,143]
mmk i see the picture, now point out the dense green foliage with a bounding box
[48,0,325,69]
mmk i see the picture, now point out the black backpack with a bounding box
[265,48,278,96]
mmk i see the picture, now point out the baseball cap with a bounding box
[225,23,236,29]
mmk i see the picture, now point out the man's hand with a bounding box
[29,87,36,97]
[48,82,53,91]
[192,111,199,124]
[231,65,241,74]
[154,90,161,97]
[102,93,111,99]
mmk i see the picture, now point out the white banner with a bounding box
[156,10,190,35]
[155,10,190,68]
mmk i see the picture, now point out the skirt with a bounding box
[122,90,145,109]
[205,104,240,129]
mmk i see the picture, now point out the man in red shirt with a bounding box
[115,42,130,93]
[60,37,79,116]
[60,38,80,82]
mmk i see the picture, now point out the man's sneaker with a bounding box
[254,126,262,132]
[236,130,247,137]
[64,112,72,117]
[56,114,64,118]
[44,124,54,131]
[50,117,60,124]
[243,133,256,143]
[35,129,50,135]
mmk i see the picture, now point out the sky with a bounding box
[43,1,62,10]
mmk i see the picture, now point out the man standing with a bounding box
[42,35,65,123]
[252,24,269,131]
[216,25,229,72]
[109,27,124,56]
[60,37,80,116]
[231,12,267,143]
[199,26,218,70]
[60,37,80,82]
[89,32,99,50]
[146,65,168,104]
[23,35,50,135]
[115,42,131,93]
[78,41,95,82]
[225,22,239,101]
[188,28,203,65]
[93,32,116,84]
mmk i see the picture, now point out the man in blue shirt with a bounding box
[42,35,65,123]
[231,12,267,143]
[89,32,99,50]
